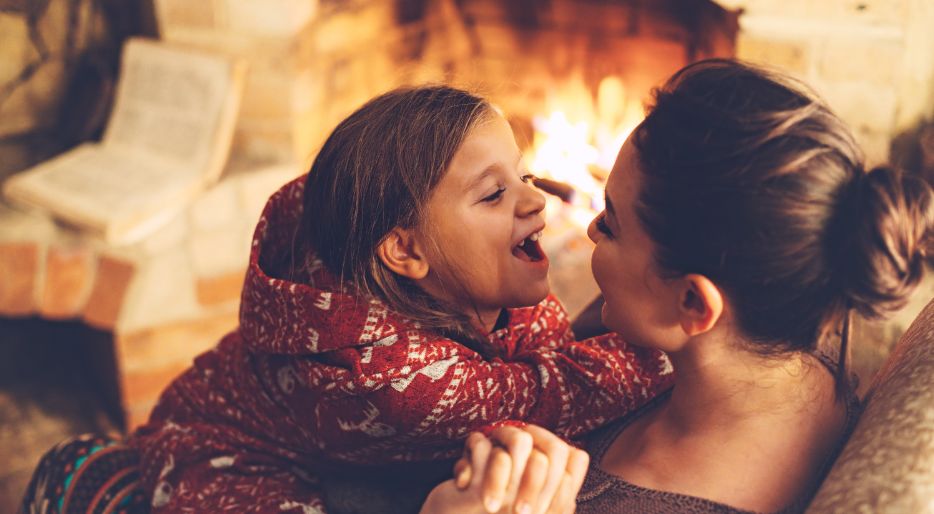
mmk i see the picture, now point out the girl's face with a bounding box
[421,113,549,329]
[588,138,682,350]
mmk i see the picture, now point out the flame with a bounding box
[527,75,644,222]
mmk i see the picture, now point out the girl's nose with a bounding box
[518,182,546,218]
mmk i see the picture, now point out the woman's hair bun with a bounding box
[840,166,934,318]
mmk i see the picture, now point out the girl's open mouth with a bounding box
[512,231,545,262]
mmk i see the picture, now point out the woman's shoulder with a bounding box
[578,404,762,514]
[577,395,788,514]
[576,354,861,514]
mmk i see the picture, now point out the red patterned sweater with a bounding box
[128,177,674,513]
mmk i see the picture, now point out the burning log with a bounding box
[533,176,575,203]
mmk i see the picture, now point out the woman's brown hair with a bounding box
[297,85,494,342]
[633,59,934,387]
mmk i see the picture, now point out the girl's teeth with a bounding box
[529,231,541,242]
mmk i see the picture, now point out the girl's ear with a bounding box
[377,227,430,279]
[678,274,723,336]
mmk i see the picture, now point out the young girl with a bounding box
[33,86,671,514]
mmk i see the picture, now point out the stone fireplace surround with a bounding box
[1,0,933,429]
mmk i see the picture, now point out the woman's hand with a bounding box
[452,424,589,514]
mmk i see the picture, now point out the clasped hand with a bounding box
[420,424,589,514]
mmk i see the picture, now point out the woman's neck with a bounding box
[603,328,846,513]
[661,331,830,435]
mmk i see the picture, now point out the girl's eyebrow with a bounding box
[464,154,522,193]
[464,166,497,193]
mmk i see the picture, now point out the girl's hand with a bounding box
[420,432,500,514]
[420,480,489,514]
[454,424,590,514]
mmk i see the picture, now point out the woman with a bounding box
[422,58,934,514]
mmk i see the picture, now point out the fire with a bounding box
[519,75,646,314]
[526,75,644,221]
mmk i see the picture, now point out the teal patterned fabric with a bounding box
[20,433,147,514]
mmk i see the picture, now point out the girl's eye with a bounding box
[482,187,506,203]
[596,213,613,237]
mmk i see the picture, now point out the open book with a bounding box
[3,37,247,244]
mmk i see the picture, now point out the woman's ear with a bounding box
[377,227,430,279]
[678,274,723,336]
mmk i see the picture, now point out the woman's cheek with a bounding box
[590,247,609,288]
[591,249,621,329]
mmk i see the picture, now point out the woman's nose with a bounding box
[586,215,600,243]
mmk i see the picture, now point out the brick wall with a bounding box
[0,1,101,138]
[717,0,934,165]
[152,0,736,163]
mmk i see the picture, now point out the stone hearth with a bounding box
[0,162,300,427]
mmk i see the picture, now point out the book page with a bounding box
[102,38,244,183]
[2,37,245,244]
[4,144,196,225]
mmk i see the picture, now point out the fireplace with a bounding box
[154,0,736,167]
[153,0,739,318]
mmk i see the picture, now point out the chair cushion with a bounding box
[807,298,934,513]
